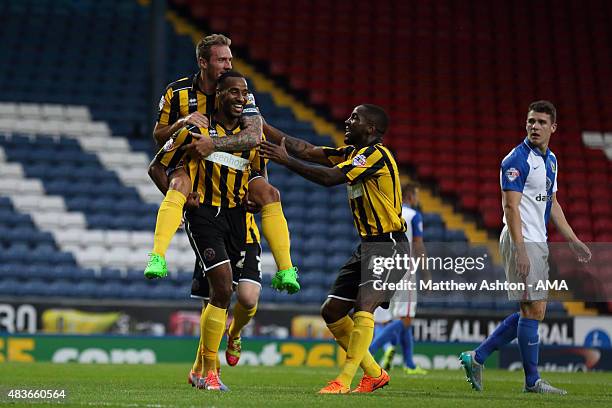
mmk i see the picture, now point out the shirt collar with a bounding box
[191,72,215,95]
[523,137,550,159]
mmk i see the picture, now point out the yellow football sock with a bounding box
[336,311,377,387]
[261,202,292,270]
[202,304,227,373]
[327,315,381,378]
[152,189,186,257]
[228,302,257,339]
[192,306,206,373]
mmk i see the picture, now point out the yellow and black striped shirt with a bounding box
[157,74,214,127]
[157,73,259,127]
[156,74,262,244]
[185,123,265,209]
[323,143,406,238]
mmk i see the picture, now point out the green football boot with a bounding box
[271,267,300,294]
[144,253,168,279]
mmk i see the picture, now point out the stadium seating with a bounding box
[0,0,596,313]
[172,0,612,241]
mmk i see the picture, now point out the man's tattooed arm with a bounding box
[210,116,263,152]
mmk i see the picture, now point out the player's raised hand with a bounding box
[260,137,289,165]
[181,111,209,128]
[185,192,201,210]
[242,192,262,214]
[182,135,214,159]
[569,240,592,263]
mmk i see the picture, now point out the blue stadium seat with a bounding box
[0,264,24,280]
[2,243,30,264]
[422,213,444,228]
[99,268,123,281]
[97,282,126,299]
[302,255,326,270]
[74,281,98,298]
[424,226,445,242]
[0,278,21,296]
[47,280,74,297]
[445,229,467,242]
[125,270,143,282]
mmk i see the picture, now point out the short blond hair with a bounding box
[196,34,231,61]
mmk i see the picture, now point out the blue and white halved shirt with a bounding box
[402,204,423,244]
[500,138,558,242]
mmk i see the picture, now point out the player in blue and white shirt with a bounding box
[460,101,591,395]
[371,184,430,375]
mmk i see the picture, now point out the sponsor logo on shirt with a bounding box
[505,167,520,182]
[536,193,552,202]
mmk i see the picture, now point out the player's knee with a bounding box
[519,301,546,321]
[237,289,259,310]
[259,184,281,205]
[211,285,233,308]
[354,301,378,314]
[238,297,258,310]
[168,172,191,196]
[320,299,343,324]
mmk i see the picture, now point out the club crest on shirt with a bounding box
[352,154,367,167]
[158,95,165,111]
[162,138,174,152]
[550,161,556,173]
[505,167,520,182]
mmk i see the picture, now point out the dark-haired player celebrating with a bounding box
[146,34,298,387]
[170,71,266,391]
[146,34,297,293]
[261,104,409,394]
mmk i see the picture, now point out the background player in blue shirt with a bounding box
[370,183,430,375]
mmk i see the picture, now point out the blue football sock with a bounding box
[474,312,519,365]
[518,317,540,387]
[369,323,385,354]
[400,324,416,369]
[369,320,403,354]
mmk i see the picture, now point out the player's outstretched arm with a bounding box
[550,193,591,262]
[260,138,345,187]
[263,122,334,166]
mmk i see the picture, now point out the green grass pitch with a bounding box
[1,363,611,407]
